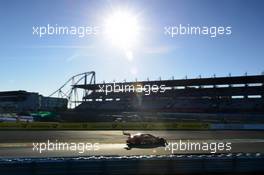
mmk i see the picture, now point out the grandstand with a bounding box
[59,74,264,122]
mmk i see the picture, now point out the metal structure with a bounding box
[49,71,96,108]
[47,73,264,122]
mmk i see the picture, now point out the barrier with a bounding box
[0,154,263,175]
[0,122,210,130]
[210,124,264,130]
[0,122,263,130]
[210,124,244,130]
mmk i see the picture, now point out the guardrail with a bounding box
[0,153,263,175]
[0,122,263,130]
[0,122,210,130]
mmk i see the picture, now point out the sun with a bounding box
[104,10,140,50]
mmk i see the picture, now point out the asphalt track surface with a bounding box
[0,130,263,158]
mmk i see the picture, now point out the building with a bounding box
[74,75,264,114]
[0,91,67,113]
[57,74,264,122]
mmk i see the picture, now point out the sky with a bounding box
[0,0,264,95]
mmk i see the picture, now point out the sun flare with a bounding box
[104,10,140,50]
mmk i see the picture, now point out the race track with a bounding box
[0,130,263,158]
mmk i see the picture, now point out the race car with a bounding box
[123,131,167,149]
